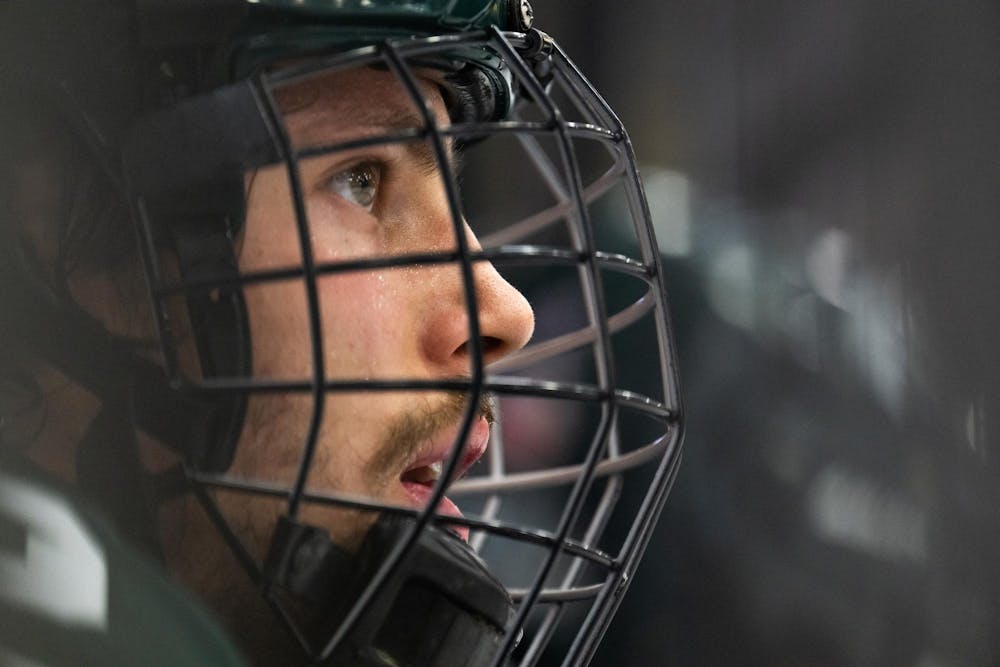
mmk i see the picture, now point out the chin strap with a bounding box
[264,514,517,666]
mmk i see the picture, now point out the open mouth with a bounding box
[397,416,490,542]
[400,461,443,486]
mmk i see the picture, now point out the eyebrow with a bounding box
[291,105,460,177]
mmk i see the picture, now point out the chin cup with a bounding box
[264,513,517,666]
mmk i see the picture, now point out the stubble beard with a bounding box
[172,387,496,661]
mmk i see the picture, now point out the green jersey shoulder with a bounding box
[0,463,248,667]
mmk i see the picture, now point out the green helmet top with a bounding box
[244,0,532,31]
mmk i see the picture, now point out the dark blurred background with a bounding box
[540,1,1000,665]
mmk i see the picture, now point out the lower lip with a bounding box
[397,416,489,543]
[400,482,469,542]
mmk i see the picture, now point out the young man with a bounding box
[0,1,683,665]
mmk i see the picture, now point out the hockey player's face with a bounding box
[158,65,533,641]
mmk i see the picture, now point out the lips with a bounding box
[399,415,489,541]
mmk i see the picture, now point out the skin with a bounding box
[155,65,534,658]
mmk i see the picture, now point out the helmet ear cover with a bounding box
[123,79,282,472]
[139,179,251,473]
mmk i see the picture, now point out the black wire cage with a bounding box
[126,24,683,667]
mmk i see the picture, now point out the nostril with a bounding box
[480,336,504,355]
[456,336,504,358]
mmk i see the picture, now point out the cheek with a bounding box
[240,180,420,378]
[243,282,310,378]
[318,271,410,377]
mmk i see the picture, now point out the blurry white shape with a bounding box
[845,268,906,417]
[801,226,906,415]
[642,166,692,256]
[0,472,108,630]
[805,227,850,309]
[964,396,986,458]
[807,466,927,564]
[706,244,756,331]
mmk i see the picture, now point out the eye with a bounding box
[325,161,382,212]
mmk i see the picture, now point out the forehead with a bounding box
[274,66,448,146]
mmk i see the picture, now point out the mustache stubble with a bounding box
[366,390,495,483]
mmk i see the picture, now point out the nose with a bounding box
[419,225,534,374]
